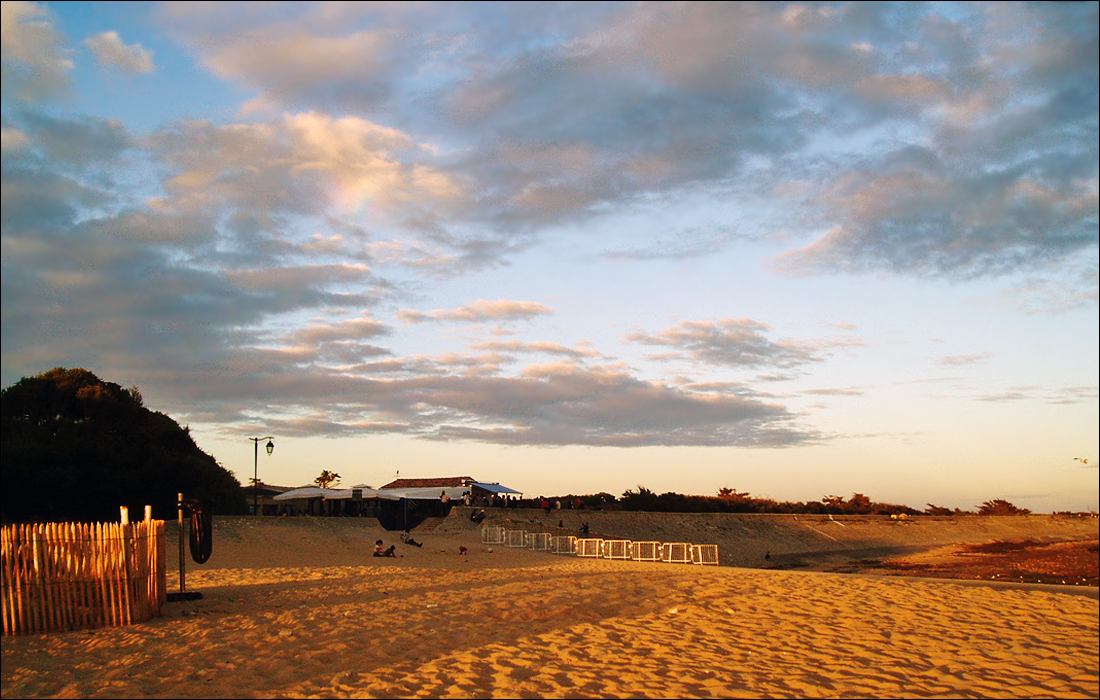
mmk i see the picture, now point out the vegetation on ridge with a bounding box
[551,488,1037,516]
[2,368,246,522]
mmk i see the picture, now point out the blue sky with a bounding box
[2,1,1097,511]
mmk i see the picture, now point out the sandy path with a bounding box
[3,547,1097,698]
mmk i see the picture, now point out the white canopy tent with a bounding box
[271,486,345,501]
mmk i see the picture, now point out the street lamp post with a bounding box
[249,436,274,516]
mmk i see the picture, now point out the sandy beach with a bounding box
[2,514,1097,698]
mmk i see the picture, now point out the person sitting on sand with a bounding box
[373,539,396,557]
[400,530,423,547]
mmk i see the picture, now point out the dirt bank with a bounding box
[441,506,1099,572]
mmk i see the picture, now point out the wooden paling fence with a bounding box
[1,519,167,636]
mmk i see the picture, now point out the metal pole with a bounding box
[178,492,185,596]
[249,436,274,517]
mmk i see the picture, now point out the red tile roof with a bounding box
[379,476,476,489]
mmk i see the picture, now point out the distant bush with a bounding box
[977,499,1031,515]
[615,486,922,516]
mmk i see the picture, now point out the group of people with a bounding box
[373,529,423,557]
[471,494,589,510]
[449,490,592,511]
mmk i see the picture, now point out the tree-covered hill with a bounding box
[2,368,245,522]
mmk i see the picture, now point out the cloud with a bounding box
[293,313,388,346]
[1,125,30,150]
[624,318,822,369]
[1,1,72,100]
[1046,386,1100,405]
[1,170,388,397]
[970,385,1097,404]
[18,111,131,166]
[363,363,808,447]
[150,111,464,228]
[775,162,1099,278]
[801,387,866,396]
[207,28,393,112]
[398,299,553,324]
[975,390,1034,403]
[78,333,815,447]
[774,3,1099,280]
[469,340,599,360]
[1,155,116,230]
[153,3,1097,290]
[3,3,1095,458]
[600,224,749,262]
[412,365,812,447]
[936,352,994,367]
[84,31,155,74]
[1001,259,1100,314]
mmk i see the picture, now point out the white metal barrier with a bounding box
[604,539,633,560]
[632,541,662,562]
[692,544,719,566]
[488,528,718,566]
[505,530,528,548]
[480,525,506,544]
[575,538,604,557]
[526,532,552,551]
[661,542,693,564]
[550,535,576,555]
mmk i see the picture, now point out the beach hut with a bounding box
[244,483,300,516]
[378,476,523,512]
[375,476,521,524]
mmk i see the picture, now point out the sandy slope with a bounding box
[445,507,1099,571]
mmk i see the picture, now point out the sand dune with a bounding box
[2,514,1097,698]
[453,507,1099,570]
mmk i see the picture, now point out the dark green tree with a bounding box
[977,499,1031,515]
[2,368,246,522]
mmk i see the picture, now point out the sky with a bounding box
[2,1,1097,513]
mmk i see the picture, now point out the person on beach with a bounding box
[580,521,590,536]
[401,530,423,547]
[374,539,396,557]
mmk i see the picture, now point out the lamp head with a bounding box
[266,440,274,456]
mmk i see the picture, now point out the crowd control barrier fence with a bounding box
[482,528,719,566]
